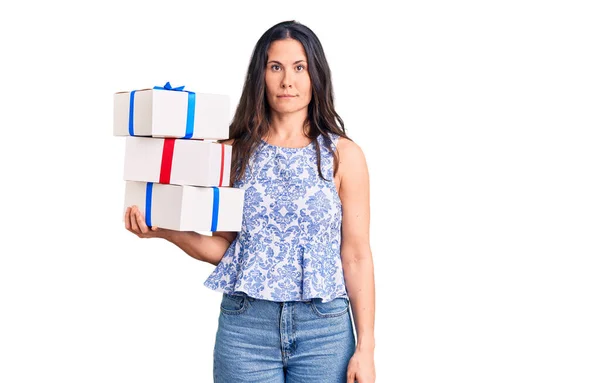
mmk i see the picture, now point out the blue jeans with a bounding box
[213,292,356,382]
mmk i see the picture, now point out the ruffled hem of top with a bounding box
[203,239,348,303]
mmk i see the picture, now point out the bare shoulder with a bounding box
[336,137,368,175]
[336,136,363,155]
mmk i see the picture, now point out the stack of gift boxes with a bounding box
[113,82,245,233]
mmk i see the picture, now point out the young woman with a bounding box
[125,20,376,383]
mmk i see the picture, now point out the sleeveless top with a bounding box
[203,133,348,303]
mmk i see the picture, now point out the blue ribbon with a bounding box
[128,82,196,138]
[145,182,153,228]
[211,187,220,231]
[145,183,219,231]
[128,91,137,136]
[153,82,196,139]
[153,82,185,91]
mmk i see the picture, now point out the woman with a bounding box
[125,20,375,383]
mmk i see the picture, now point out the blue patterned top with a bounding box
[203,133,347,303]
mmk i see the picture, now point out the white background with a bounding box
[1,0,599,382]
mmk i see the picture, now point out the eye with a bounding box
[296,65,305,71]
[270,64,281,71]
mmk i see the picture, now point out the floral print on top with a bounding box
[203,133,347,303]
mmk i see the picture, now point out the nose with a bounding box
[281,71,292,88]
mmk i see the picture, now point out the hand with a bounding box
[347,349,375,383]
[124,205,162,238]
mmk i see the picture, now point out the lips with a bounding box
[278,95,297,98]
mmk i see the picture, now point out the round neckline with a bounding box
[260,136,317,150]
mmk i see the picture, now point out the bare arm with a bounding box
[157,230,235,266]
[125,206,235,266]
[337,139,376,353]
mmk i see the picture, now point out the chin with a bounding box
[277,108,304,115]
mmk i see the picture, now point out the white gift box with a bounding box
[123,136,232,187]
[124,181,245,232]
[113,85,230,140]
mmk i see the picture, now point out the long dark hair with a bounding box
[225,20,349,184]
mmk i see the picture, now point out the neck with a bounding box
[265,110,311,144]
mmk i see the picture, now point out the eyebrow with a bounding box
[267,60,307,65]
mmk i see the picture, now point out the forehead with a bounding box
[267,39,307,61]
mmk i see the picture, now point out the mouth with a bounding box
[277,95,297,98]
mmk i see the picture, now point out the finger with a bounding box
[124,207,132,231]
[130,206,142,234]
[136,210,149,234]
[131,206,148,234]
[346,372,355,383]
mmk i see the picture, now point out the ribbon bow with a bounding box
[153,82,186,91]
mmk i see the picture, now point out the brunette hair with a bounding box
[226,20,349,184]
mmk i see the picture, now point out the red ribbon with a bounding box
[158,139,225,186]
[219,143,225,187]
[159,138,175,184]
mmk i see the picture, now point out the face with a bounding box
[265,38,312,116]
